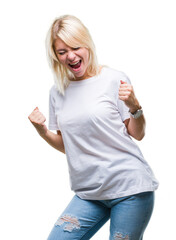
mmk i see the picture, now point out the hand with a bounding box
[28,107,47,136]
[119,80,141,113]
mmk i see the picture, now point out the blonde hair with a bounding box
[45,15,99,96]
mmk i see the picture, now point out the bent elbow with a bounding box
[136,136,143,141]
[135,132,145,141]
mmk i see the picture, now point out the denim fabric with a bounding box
[47,191,154,240]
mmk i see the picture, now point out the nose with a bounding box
[67,50,76,61]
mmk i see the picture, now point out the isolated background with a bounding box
[0,0,175,239]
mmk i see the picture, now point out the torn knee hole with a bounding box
[113,232,129,240]
[55,214,80,232]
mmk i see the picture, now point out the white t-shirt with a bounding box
[48,66,159,200]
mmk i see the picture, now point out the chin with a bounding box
[74,72,85,79]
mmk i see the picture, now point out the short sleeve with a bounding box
[48,87,60,130]
[117,72,131,122]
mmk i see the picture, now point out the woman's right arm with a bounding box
[28,107,65,154]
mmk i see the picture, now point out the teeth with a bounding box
[70,60,80,66]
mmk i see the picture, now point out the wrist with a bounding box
[129,106,143,119]
[37,126,48,137]
[129,104,141,114]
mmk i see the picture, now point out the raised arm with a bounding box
[119,80,146,141]
[28,107,65,153]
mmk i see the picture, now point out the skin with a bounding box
[119,80,146,140]
[53,38,90,81]
[28,107,65,153]
[28,38,146,155]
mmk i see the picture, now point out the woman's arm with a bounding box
[124,114,146,141]
[40,129,65,153]
[119,80,146,141]
[28,107,65,153]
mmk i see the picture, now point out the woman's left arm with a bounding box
[119,80,146,141]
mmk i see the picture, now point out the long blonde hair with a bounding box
[45,15,99,96]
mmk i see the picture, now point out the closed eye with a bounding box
[58,51,66,55]
[72,47,80,50]
[56,47,80,55]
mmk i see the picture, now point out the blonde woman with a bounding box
[28,15,159,240]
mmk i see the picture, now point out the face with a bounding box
[54,38,90,80]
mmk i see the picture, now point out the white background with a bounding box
[0,0,175,239]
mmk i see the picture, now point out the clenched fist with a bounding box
[119,80,141,113]
[28,107,47,136]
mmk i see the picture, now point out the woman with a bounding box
[28,15,159,240]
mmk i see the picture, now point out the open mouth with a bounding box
[68,60,82,69]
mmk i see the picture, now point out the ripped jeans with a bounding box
[47,191,155,240]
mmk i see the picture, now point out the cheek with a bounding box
[79,49,89,61]
[58,56,66,64]
[83,51,90,64]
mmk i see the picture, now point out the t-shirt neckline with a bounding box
[68,66,106,86]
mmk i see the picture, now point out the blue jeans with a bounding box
[47,191,155,240]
